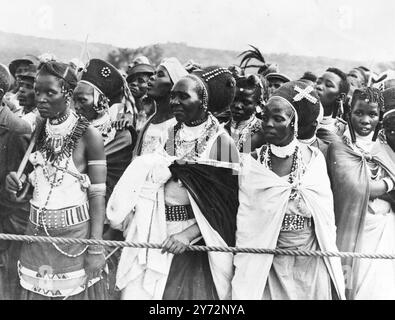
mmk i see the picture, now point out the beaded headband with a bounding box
[185,74,209,112]
[384,109,395,119]
[201,67,233,82]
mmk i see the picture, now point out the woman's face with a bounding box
[315,72,341,112]
[261,97,295,146]
[128,73,151,99]
[73,82,97,121]
[147,66,173,99]
[384,115,395,151]
[351,100,380,137]
[35,74,69,119]
[169,78,204,123]
[230,89,257,122]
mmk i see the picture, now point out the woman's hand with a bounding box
[84,252,106,280]
[5,172,26,200]
[161,232,191,255]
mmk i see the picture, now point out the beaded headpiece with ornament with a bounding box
[193,66,236,113]
[80,59,124,114]
[268,80,321,136]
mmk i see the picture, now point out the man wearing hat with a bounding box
[15,64,37,116]
[126,63,156,132]
[3,55,39,114]
[0,62,37,299]
[266,72,292,97]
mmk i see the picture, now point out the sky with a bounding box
[1,0,395,62]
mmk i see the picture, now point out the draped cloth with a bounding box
[232,149,345,300]
[106,153,238,300]
[327,136,395,299]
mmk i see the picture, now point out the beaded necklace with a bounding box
[49,109,71,125]
[32,114,90,258]
[38,112,90,163]
[185,114,208,127]
[260,144,305,200]
[172,113,219,161]
[232,115,261,151]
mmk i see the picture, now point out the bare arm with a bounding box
[161,224,201,255]
[369,179,389,200]
[83,126,107,279]
[84,126,107,240]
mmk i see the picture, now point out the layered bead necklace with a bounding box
[32,110,91,258]
[260,142,306,200]
[172,113,219,161]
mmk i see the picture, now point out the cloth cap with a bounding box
[160,57,188,85]
[194,65,237,113]
[266,72,292,83]
[81,59,124,99]
[132,56,150,65]
[270,80,321,126]
[126,64,155,82]
[9,55,39,78]
[18,64,38,80]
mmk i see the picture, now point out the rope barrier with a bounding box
[1,233,395,259]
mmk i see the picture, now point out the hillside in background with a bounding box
[1,30,394,79]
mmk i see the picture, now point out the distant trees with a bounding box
[106,44,164,70]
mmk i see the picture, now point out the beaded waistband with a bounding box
[280,214,312,232]
[30,202,90,229]
[165,205,195,222]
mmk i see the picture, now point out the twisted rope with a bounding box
[1,233,395,259]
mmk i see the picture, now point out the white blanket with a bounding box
[106,152,234,300]
[232,148,346,300]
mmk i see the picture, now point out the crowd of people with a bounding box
[0,46,394,300]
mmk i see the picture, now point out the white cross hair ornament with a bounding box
[293,85,318,104]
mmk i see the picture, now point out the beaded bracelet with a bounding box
[87,244,105,255]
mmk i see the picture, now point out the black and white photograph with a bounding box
[0,0,394,308]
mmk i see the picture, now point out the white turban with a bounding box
[160,57,188,84]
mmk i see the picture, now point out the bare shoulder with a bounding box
[82,125,106,160]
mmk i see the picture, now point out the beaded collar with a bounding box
[37,111,90,163]
[168,113,220,161]
[270,137,298,159]
[185,114,208,127]
[49,109,71,125]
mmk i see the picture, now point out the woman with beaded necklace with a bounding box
[328,87,395,299]
[107,67,239,300]
[5,61,108,300]
[232,80,345,300]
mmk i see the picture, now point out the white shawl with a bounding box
[106,152,235,300]
[232,147,346,300]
